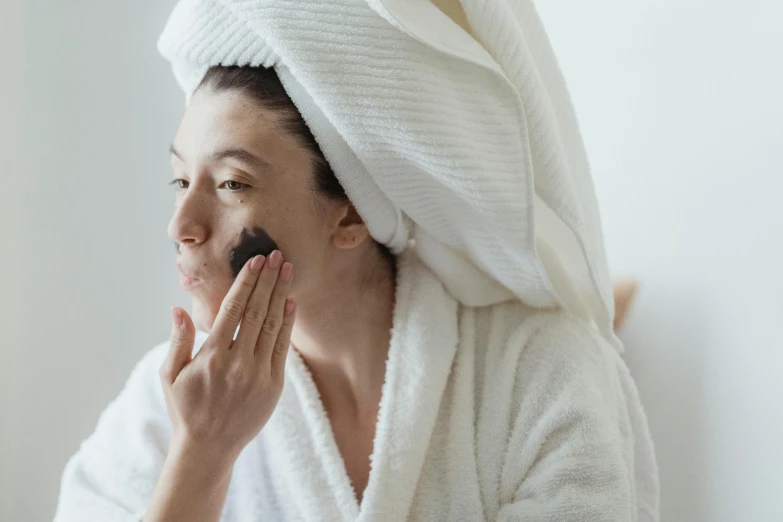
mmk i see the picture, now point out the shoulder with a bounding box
[54,334,209,520]
[464,302,656,516]
[473,300,621,384]
[468,301,628,431]
[521,307,621,390]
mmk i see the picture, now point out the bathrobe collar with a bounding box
[260,244,459,521]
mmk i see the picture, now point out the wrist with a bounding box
[168,433,237,477]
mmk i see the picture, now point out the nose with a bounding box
[167,188,209,249]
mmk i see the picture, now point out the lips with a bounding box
[177,263,200,286]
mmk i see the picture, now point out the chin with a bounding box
[191,298,216,334]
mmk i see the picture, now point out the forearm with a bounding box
[143,441,234,522]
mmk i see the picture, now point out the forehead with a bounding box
[175,89,283,149]
[172,89,316,184]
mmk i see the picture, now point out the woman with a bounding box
[54,0,659,521]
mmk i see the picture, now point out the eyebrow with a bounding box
[169,144,272,172]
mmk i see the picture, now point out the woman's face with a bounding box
[167,87,345,333]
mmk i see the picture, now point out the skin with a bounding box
[149,253,295,522]
[160,86,395,512]
[177,226,280,279]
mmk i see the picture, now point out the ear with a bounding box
[612,279,639,331]
[331,202,371,250]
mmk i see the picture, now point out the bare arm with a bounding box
[143,439,234,522]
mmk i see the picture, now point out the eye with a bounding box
[223,180,248,191]
[168,179,188,189]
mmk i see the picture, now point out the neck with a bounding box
[290,246,397,421]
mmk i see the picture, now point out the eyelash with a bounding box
[168,179,248,192]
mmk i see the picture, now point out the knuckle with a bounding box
[273,339,287,357]
[239,279,256,295]
[243,304,267,325]
[262,315,281,334]
[227,362,248,384]
[205,354,224,377]
[221,300,244,322]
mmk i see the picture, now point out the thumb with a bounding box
[161,306,195,384]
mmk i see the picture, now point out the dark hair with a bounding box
[197,65,394,266]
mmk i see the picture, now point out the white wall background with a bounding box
[534,1,783,520]
[0,1,184,521]
[1,1,780,521]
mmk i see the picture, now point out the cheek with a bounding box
[228,226,280,278]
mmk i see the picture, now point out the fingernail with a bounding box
[284,298,296,315]
[279,262,293,282]
[250,255,265,272]
[171,306,183,328]
[269,250,282,269]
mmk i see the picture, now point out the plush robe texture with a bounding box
[54,245,659,521]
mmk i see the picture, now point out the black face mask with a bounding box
[174,226,280,279]
[227,226,280,278]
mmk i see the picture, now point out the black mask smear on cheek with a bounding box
[229,227,279,278]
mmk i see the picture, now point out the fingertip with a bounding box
[284,298,296,316]
[181,309,195,332]
[171,306,183,329]
[250,254,266,273]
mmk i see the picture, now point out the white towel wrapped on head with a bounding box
[157,0,623,352]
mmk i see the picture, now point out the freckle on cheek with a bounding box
[229,227,279,278]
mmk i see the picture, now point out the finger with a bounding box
[160,306,195,384]
[209,254,265,351]
[270,298,296,382]
[255,259,293,366]
[234,250,286,359]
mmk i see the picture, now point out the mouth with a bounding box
[177,264,199,287]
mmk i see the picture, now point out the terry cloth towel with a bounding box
[53,245,659,521]
[156,0,624,353]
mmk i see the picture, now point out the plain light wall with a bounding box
[0,1,184,521]
[1,1,780,521]
[1,1,26,518]
[536,1,783,521]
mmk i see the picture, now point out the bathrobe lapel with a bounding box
[261,245,460,521]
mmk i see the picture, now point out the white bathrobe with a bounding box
[54,245,659,521]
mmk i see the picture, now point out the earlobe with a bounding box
[332,202,369,250]
[332,224,370,250]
